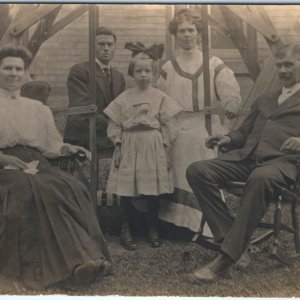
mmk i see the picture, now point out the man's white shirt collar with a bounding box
[278,83,300,105]
[96,58,111,71]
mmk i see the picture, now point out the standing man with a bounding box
[186,42,300,282]
[64,26,126,158]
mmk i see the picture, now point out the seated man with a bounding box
[186,42,300,283]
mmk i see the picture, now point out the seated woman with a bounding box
[0,44,111,290]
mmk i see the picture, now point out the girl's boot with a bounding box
[147,198,161,248]
[120,197,136,251]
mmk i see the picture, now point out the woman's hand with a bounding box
[0,153,28,170]
[114,144,122,168]
[61,144,92,161]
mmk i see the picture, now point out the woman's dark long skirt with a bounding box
[0,146,110,289]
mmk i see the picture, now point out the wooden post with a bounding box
[88,5,99,210]
[165,5,174,60]
[201,5,212,136]
[220,6,260,81]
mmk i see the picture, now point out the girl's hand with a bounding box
[114,146,122,168]
[225,101,239,119]
[0,153,28,170]
[164,148,172,170]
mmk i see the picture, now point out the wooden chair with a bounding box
[20,81,91,190]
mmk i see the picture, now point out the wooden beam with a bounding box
[207,14,232,44]
[247,23,257,61]
[0,4,12,40]
[88,5,99,209]
[27,6,61,58]
[205,107,251,116]
[220,6,260,81]
[225,5,279,43]
[253,5,284,53]
[9,4,61,36]
[165,5,174,60]
[46,5,89,40]
[201,5,212,136]
[1,4,34,44]
[51,104,97,116]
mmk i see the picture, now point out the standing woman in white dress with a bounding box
[158,8,242,235]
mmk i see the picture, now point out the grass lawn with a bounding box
[2,161,300,296]
[6,206,300,297]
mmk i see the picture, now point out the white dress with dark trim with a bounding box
[158,54,241,234]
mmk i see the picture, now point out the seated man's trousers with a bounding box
[186,157,291,262]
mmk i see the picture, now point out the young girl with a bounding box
[104,42,182,250]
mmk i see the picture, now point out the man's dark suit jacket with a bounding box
[220,89,300,181]
[64,61,126,157]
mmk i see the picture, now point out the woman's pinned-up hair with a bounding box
[168,8,202,35]
[0,44,32,69]
[125,41,164,77]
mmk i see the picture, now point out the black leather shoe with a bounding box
[188,253,233,283]
[149,226,161,248]
[120,218,137,251]
[150,238,161,248]
[120,235,137,251]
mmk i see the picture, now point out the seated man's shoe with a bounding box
[188,253,233,283]
[234,249,251,270]
[74,260,95,286]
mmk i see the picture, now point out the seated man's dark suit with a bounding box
[186,89,300,262]
[64,61,125,158]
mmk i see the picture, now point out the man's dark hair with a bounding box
[96,26,117,42]
[0,44,32,69]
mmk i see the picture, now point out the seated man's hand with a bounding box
[0,153,28,170]
[225,101,239,119]
[61,144,92,161]
[205,135,231,149]
[280,137,300,153]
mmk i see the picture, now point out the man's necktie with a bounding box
[103,67,111,85]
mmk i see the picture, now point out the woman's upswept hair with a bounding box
[168,8,202,36]
[0,44,32,69]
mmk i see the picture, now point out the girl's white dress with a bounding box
[104,87,182,197]
[158,51,242,234]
